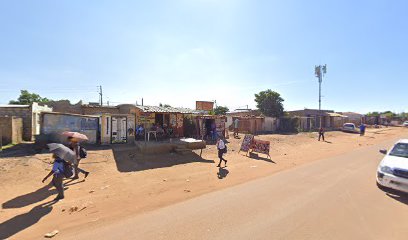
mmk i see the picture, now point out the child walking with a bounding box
[42,154,65,201]
[216,137,227,167]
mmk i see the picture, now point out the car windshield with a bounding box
[389,143,408,158]
[344,124,354,128]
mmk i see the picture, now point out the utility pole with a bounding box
[315,64,327,127]
[98,85,103,106]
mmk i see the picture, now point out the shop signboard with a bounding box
[138,113,155,124]
[239,134,254,152]
[250,139,270,157]
[239,134,271,159]
[196,101,214,111]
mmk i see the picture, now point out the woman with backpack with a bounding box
[68,137,89,180]
[216,137,227,168]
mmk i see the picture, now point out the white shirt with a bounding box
[234,119,239,128]
[217,139,225,149]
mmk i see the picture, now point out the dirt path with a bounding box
[64,136,408,240]
[1,127,407,239]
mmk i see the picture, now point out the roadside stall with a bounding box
[135,106,187,140]
[195,115,227,140]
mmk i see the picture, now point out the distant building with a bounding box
[286,108,347,130]
[0,116,23,145]
[40,112,100,144]
[337,112,364,125]
[0,102,52,141]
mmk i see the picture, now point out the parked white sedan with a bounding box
[377,139,408,193]
[342,123,357,133]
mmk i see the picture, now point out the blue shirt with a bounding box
[360,125,366,131]
[52,158,65,177]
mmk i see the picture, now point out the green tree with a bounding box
[9,90,51,105]
[254,89,284,117]
[381,111,396,118]
[398,112,408,119]
[214,106,229,115]
[366,112,380,117]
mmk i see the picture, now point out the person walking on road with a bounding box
[318,127,325,141]
[68,137,89,180]
[42,154,65,201]
[360,123,366,136]
[216,137,227,167]
[233,118,239,138]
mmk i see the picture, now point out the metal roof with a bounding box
[0,104,30,108]
[136,105,198,114]
[327,112,348,118]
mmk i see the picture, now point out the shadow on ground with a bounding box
[0,143,38,158]
[2,184,56,209]
[217,167,229,179]
[112,146,214,172]
[248,152,276,164]
[0,200,56,239]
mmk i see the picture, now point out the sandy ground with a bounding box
[1,127,407,239]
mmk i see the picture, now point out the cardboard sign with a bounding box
[251,139,270,155]
[196,101,214,111]
[138,113,155,124]
[239,134,254,152]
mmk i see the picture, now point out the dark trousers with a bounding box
[318,133,325,141]
[217,149,227,166]
[74,159,88,178]
[234,128,238,137]
[52,175,64,198]
[360,130,365,136]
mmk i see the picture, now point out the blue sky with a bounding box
[0,0,407,113]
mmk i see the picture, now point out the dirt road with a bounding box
[65,137,408,240]
[1,127,407,239]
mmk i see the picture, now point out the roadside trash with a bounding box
[44,230,59,238]
[78,206,87,212]
[69,206,78,213]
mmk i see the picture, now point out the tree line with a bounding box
[11,89,405,119]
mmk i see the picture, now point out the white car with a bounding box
[403,121,408,127]
[342,123,357,133]
[377,139,408,193]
